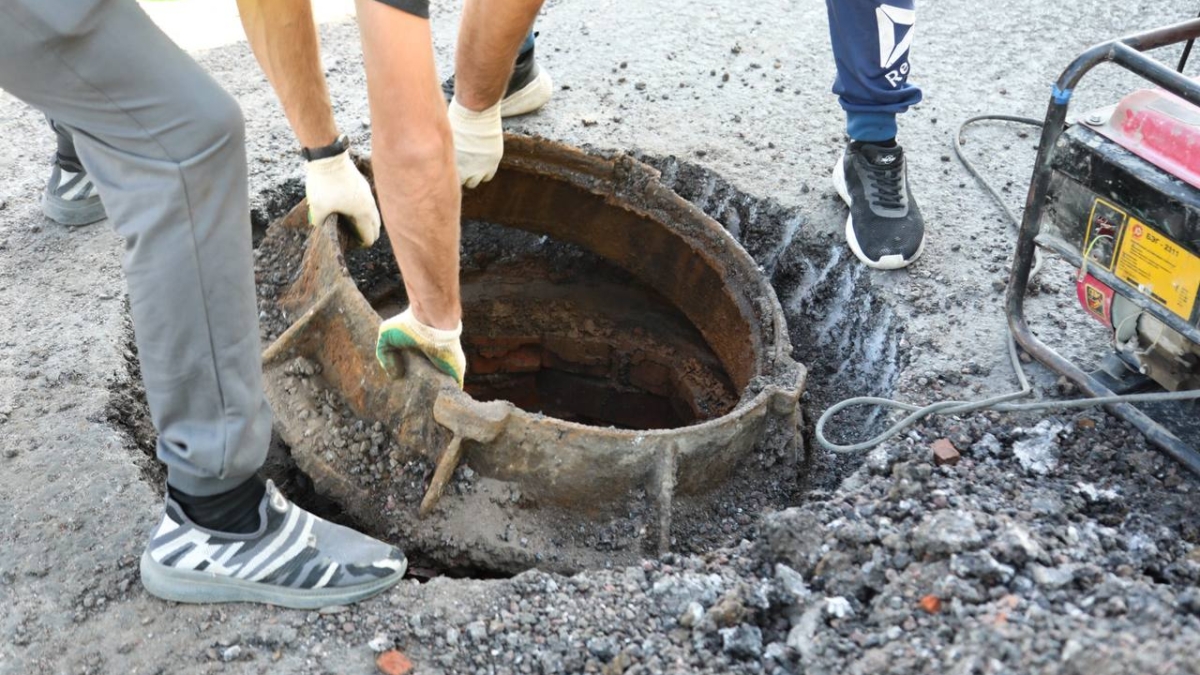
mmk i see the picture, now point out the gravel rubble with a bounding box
[241,408,1199,675]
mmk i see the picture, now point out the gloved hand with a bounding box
[306,149,381,247]
[448,98,503,189]
[376,308,466,389]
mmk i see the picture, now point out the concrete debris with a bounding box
[911,509,985,557]
[721,625,763,659]
[367,633,391,653]
[823,596,854,619]
[971,432,1003,457]
[678,601,705,628]
[1030,563,1079,589]
[1013,419,1067,475]
[773,563,809,604]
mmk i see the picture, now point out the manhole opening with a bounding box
[350,219,739,431]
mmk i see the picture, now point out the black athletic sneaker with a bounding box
[42,154,106,226]
[442,46,553,117]
[140,480,406,609]
[832,141,925,270]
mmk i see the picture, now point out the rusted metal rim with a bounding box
[260,136,805,557]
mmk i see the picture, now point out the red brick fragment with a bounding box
[543,336,611,367]
[919,594,942,614]
[932,438,960,466]
[376,649,414,675]
[469,345,542,375]
[629,359,673,397]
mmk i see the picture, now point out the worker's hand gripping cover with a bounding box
[448,97,503,189]
[305,149,381,247]
[376,308,467,389]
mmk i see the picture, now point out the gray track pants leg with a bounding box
[0,0,271,496]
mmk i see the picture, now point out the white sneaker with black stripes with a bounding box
[140,480,406,609]
[42,154,106,226]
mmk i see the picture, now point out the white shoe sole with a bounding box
[140,551,406,609]
[501,67,553,118]
[41,190,106,227]
[831,151,924,271]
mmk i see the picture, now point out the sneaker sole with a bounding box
[140,551,407,610]
[41,191,106,227]
[831,151,924,271]
[501,67,553,118]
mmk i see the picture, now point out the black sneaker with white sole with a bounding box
[832,141,925,270]
[140,480,406,609]
[442,45,553,118]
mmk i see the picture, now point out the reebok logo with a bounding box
[876,4,915,87]
[877,154,897,165]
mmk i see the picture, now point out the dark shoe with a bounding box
[42,154,106,226]
[442,46,553,118]
[140,480,407,609]
[832,141,925,269]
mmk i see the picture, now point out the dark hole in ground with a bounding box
[357,219,739,431]
[109,154,909,579]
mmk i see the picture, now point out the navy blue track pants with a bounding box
[826,0,923,142]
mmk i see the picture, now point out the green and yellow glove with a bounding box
[376,308,466,389]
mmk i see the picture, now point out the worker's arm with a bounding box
[450,0,545,188]
[455,0,545,110]
[236,0,380,246]
[357,0,466,384]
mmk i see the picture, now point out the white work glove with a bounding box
[305,149,381,247]
[448,98,503,189]
[376,308,467,389]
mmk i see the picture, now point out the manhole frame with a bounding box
[259,136,806,567]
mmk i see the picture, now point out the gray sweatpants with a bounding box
[0,0,272,496]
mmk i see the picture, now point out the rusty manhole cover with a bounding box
[256,137,806,573]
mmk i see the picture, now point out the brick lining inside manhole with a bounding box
[255,137,806,574]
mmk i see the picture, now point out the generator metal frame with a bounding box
[1008,18,1200,475]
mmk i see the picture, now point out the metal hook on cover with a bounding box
[418,393,512,518]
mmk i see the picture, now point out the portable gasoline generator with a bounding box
[1009,18,1200,474]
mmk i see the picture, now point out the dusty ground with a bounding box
[2,1,1199,673]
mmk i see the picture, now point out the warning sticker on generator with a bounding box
[1114,218,1200,321]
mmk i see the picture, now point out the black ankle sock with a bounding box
[850,138,898,149]
[169,476,266,534]
[56,153,85,173]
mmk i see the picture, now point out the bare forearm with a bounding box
[357,0,462,329]
[376,165,461,328]
[454,0,545,110]
[237,0,338,148]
